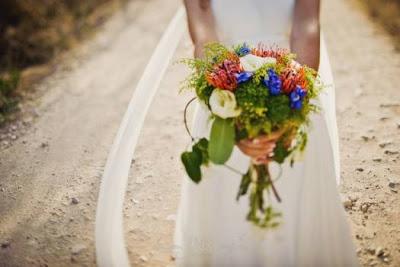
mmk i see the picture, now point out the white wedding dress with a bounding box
[174,0,359,266]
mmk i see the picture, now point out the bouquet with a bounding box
[180,43,322,228]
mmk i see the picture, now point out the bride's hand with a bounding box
[237,131,283,165]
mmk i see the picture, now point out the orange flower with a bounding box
[280,67,308,94]
[296,68,308,89]
[206,59,241,91]
[251,44,288,62]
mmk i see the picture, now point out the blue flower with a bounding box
[263,69,282,96]
[290,86,307,110]
[235,71,253,84]
[236,43,251,57]
[290,99,303,110]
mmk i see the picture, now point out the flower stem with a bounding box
[263,164,281,203]
[183,97,197,141]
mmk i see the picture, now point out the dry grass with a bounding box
[0,0,127,122]
[0,0,126,71]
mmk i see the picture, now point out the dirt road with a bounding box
[0,0,399,266]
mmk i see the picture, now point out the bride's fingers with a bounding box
[253,134,280,143]
[239,140,276,151]
[238,147,273,158]
[238,146,268,158]
[253,130,284,143]
[237,143,276,158]
[252,155,273,165]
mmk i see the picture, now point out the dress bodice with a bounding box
[211,0,295,47]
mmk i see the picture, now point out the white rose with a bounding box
[240,54,276,72]
[209,89,241,119]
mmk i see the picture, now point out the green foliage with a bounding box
[180,43,233,101]
[181,138,209,183]
[236,168,252,200]
[193,138,209,165]
[243,165,281,228]
[195,78,214,105]
[266,95,291,125]
[181,151,202,183]
[208,117,235,164]
[0,71,20,123]
[272,140,290,164]
[280,52,296,66]
[203,43,232,65]
[253,63,282,82]
[235,81,271,138]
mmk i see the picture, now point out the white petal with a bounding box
[209,89,241,119]
[240,54,276,72]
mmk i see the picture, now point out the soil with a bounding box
[0,0,399,266]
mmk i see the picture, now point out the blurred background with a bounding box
[0,0,399,124]
[0,0,126,123]
[0,0,399,266]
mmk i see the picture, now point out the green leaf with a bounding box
[208,117,235,164]
[193,138,209,165]
[236,170,251,200]
[272,140,290,164]
[181,151,202,183]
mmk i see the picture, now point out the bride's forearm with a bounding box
[290,0,320,70]
[183,0,218,50]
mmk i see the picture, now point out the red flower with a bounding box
[206,59,241,91]
[280,67,308,94]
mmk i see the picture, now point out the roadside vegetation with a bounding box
[0,0,126,123]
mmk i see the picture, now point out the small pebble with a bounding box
[1,241,10,249]
[367,247,375,255]
[40,142,49,148]
[71,197,80,205]
[361,136,369,141]
[343,200,353,209]
[385,150,399,155]
[376,247,384,257]
[71,244,86,255]
[379,141,392,148]
[360,203,369,213]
